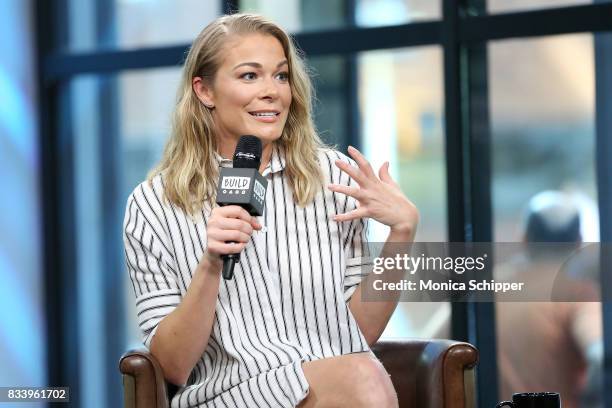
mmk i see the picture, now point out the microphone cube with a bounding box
[216,168,268,216]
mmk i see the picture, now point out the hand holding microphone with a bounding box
[214,135,268,280]
[204,206,261,270]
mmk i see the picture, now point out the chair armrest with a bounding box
[371,339,478,408]
[119,348,171,408]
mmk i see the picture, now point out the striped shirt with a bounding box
[123,145,371,408]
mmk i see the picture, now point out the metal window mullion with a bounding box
[594,24,612,408]
[446,1,497,407]
[42,3,612,81]
[36,0,81,404]
[444,0,471,345]
[222,0,239,14]
[343,0,360,151]
[45,22,441,80]
[461,3,612,42]
[95,0,124,405]
[465,40,498,408]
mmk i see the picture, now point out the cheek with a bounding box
[282,87,292,107]
[219,84,255,108]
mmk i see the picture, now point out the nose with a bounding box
[258,76,279,100]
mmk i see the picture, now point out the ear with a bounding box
[193,76,215,108]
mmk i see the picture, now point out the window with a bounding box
[489,34,602,405]
[68,0,219,51]
[38,1,612,406]
[488,0,609,14]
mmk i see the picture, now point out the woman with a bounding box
[123,13,418,408]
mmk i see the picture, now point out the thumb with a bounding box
[251,217,262,230]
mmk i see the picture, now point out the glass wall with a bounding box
[490,33,598,243]
[356,0,441,26]
[308,56,352,147]
[489,34,602,407]
[0,0,46,398]
[242,0,441,32]
[41,0,612,406]
[489,0,611,14]
[68,0,220,51]
[119,67,184,349]
[358,46,450,338]
[72,75,106,407]
[71,67,182,407]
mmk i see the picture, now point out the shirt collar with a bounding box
[214,143,286,176]
[265,144,286,176]
[214,151,233,168]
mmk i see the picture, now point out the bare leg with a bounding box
[297,351,398,408]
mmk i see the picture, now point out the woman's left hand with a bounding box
[328,146,419,240]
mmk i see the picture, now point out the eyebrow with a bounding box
[233,60,288,70]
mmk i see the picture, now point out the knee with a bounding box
[348,357,398,408]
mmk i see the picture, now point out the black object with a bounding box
[496,392,561,408]
[215,135,268,280]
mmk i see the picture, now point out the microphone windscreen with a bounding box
[233,135,262,169]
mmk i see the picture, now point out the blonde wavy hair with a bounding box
[148,13,325,216]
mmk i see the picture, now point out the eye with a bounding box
[240,72,257,80]
[276,72,289,82]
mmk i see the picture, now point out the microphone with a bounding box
[216,135,268,280]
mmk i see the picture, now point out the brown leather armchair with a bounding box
[119,339,478,408]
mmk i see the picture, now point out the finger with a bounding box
[215,218,254,235]
[327,183,364,200]
[333,207,368,223]
[335,159,368,186]
[213,229,251,244]
[215,205,252,223]
[209,241,247,255]
[347,146,376,179]
[215,206,262,231]
[378,161,398,186]
[251,217,262,230]
[223,241,248,254]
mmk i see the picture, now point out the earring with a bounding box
[204,102,214,109]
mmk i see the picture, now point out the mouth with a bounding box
[248,110,280,118]
[248,110,281,123]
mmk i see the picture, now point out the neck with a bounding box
[217,136,274,174]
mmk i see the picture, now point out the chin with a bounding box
[256,128,284,143]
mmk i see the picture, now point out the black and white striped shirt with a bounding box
[123,145,371,408]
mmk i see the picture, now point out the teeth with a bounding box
[252,112,277,117]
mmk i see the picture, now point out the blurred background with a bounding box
[1,0,611,407]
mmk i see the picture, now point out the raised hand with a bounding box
[328,146,419,240]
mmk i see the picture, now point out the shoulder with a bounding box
[123,174,176,258]
[317,147,353,163]
[127,173,166,211]
[124,173,175,234]
[317,147,355,184]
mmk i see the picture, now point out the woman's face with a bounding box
[196,33,292,148]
